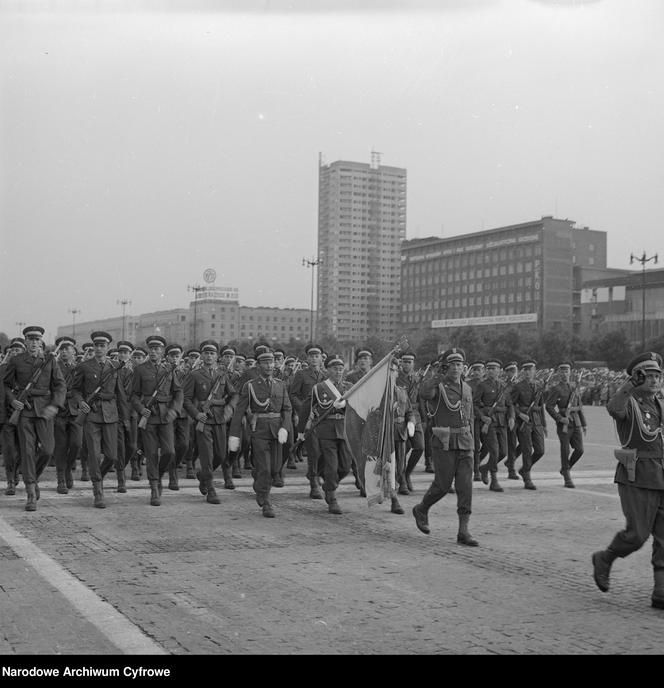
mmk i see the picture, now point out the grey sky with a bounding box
[1,0,663,342]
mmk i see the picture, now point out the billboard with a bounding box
[431,312,538,329]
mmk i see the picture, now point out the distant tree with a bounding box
[362,335,391,361]
[589,330,634,370]
[646,334,664,358]
[449,327,486,362]
[532,328,572,368]
[415,331,443,364]
[486,328,531,364]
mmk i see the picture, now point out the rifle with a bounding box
[560,370,583,432]
[195,369,227,432]
[8,343,63,426]
[518,370,554,427]
[75,360,126,426]
[138,362,174,430]
[481,382,508,435]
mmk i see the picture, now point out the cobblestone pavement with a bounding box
[0,406,662,655]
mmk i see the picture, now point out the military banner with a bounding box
[343,351,396,507]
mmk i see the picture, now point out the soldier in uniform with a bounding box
[1,338,27,496]
[290,344,327,500]
[72,331,129,507]
[165,344,190,491]
[309,354,353,515]
[128,346,147,479]
[466,360,486,482]
[131,335,183,506]
[412,348,478,546]
[473,358,511,493]
[545,362,587,489]
[592,352,664,609]
[3,327,66,511]
[115,341,138,484]
[53,336,82,494]
[510,359,548,491]
[229,350,292,518]
[183,340,238,504]
[397,352,426,493]
[345,348,373,386]
[502,361,521,480]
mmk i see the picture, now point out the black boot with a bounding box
[80,461,90,482]
[130,458,140,481]
[116,467,127,493]
[519,467,536,490]
[25,483,37,512]
[457,514,479,547]
[652,569,664,609]
[185,460,195,480]
[309,477,324,500]
[412,503,430,534]
[262,499,275,518]
[196,470,208,495]
[561,468,575,488]
[5,480,16,496]
[391,496,404,515]
[489,471,504,493]
[592,549,617,593]
[206,480,221,505]
[149,480,161,506]
[92,481,106,509]
[65,465,74,489]
[325,491,342,515]
[56,468,68,494]
[168,466,179,491]
[222,465,235,490]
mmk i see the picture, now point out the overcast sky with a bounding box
[1,0,663,342]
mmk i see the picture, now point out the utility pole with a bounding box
[302,257,322,343]
[630,251,658,351]
[187,283,205,348]
[68,308,81,340]
[117,298,131,341]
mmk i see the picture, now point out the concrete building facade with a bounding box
[317,155,406,343]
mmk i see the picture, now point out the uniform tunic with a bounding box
[545,381,586,471]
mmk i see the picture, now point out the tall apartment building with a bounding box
[317,155,406,343]
[401,217,607,337]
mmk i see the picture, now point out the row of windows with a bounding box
[402,305,534,322]
[404,244,541,271]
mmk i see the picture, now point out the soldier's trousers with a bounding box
[506,426,519,468]
[395,437,407,489]
[173,416,191,467]
[17,416,54,486]
[607,484,664,570]
[116,420,136,473]
[557,423,584,471]
[251,436,279,502]
[517,423,545,472]
[405,424,425,473]
[480,424,507,472]
[195,422,226,484]
[421,443,473,517]
[473,419,483,473]
[305,430,322,482]
[142,423,175,482]
[318,438,351,493]
[2,423,21,483]
[83,420,118,483]
[53,415,83,474]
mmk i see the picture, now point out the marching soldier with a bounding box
[115,341,138,486]
[290,344,327,500]
[393,370,415,503]
[3,326,66,511]
[545,362,587,489]
[309,354,353,515]
[466,360,485,482]
[53,336,82,494]
[502,361,521,480]
[128,346,147,479]
[219,345,244,479]
[396,352,426,492]
[473,358,510,493]
[229,350,292,518]
[183,340,238,504]
[345,348,373,386]
[1,338,27,496]
[72,331,129,506]
[165,344,190,491]
[413,348,478,546]
[131,335,183,506]
[510,359,548,491]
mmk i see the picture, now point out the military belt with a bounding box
[254,412,280,419]
[322,413,345,420]
[433,425,470,434]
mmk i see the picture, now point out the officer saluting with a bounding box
[3,326,66,511]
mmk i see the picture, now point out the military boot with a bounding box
[390,496,405,515]
[561,468,575,488]
[479,462,490,485]
[92,481,106,509]
[651,569,664,609]
[149,480,161,506]
[232,457,243,479]
[519,467,536,490]
[222,465,235,490]
[397,479,410,496]
[116,467,127,494]
[80,461,90,482]
[309,477,324,500]
[185,460,196,480]
[457,514,479,547]
[25,483,37,512]
[325,491,342,515]
[489,471,504,493]
[262,499,275,518]
[286,453,297,470]
[5,480,16,496]
[168,466,179,491]
[130,458,140,481]
[425,458,434,474]
[65,465,74,489]
[195,470,208,495]
[592,549,617,592]
[405,471,414,493]
[56,468,68,494]
[412,503,430,534]
[506,462,519,480]
[206,480,221,505]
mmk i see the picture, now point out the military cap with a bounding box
[401,351,416,362]
[504,361,518,371]
[626,351,663,376]
[469,360,485,369]
[356,348,373,361]
[284,356,296,364]
[117,341,134,352]
[81,342,94,351]
[245,356,256,364]
[326,354,345,368]
[256,350,274,363]
[305,344,323,355]
[520,359,537,369]
[55,335,76,348]
[107,348,118,357]
[274,348,286,357]
[145,335,166,348]
[485,358,502,368]
[235,353,246,362]
[438,347,466,364]
[165,344,183,355]
[557,361,573,370]
[91,331,112,344]
[221,346,237,356]
[199,340,219,353]
[254,344,270,356]
[9,337,26,350]
[22,326,45,338]
[185,349,200,358]
[132,346,148,357]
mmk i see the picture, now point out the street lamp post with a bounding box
[15,321,25,335]
[187,284,204,348]
[302,256,322,343]
[630,251,658,351]
[68,308,80,340]
[117,298,132,341]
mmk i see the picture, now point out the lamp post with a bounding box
[117,298,131,341]
[302,256,322,343]
[630,251,658,351]
[15,321,25,335]
[68,308,80,340]
[187,283,204,348]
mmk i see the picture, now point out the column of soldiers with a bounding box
[1,325,594,519]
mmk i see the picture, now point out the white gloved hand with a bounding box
[228,436,240,452]
[332,399,346,410]
[297,432,305,442]
[278,427,288,444]
[407,421,415,438]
